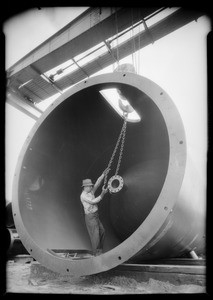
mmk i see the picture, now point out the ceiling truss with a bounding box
[6,7,204,119]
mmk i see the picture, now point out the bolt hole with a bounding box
[160,92,163,95]
[14,213,16,216]
[123,74,126,77]
[118,256,121,260]
[164,206,168,211]
[30,249,32,252]
[67,269,69,272]
[84,80,87,83]
[179,140,183,144]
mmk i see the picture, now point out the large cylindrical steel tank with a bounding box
[12,71,206,276]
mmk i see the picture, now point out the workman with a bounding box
[80,168,110,256]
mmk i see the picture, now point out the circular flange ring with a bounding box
[108,175,124,193]
[12,71,186,277]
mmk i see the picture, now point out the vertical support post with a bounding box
[189,250,199,259]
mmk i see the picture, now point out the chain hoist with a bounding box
[103,112,128,194]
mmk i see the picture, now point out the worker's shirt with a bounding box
[80,173,104,215]
[80,191,102,214]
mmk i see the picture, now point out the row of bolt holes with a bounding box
[15,200,122,271]
[14,206,169,271]
[13,213,33,254]
[160,92,184,145]
[16,237,122,273]
[19,76,178,272]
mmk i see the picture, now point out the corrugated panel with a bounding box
[30,77,58,97]
[17,76,58,102]
[55,69,85,90]
[14,66,38,84]
[56,77,74,91]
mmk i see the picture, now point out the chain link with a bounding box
[115,119,127,175]
[103,116,128,188]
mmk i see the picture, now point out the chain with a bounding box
[115,119,127,175]
[103,116,128,188]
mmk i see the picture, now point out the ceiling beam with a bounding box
[52,8,205,91]
[7,7,159,77]
[6,7,205,107]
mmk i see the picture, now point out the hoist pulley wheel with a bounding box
[108,175,124,194]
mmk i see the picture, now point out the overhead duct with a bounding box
[12,71,205,276]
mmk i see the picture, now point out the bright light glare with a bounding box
[146,7,180,27]
[100,88,141,122]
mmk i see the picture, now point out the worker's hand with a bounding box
[101,186,108,198]
[102,185,108,193]
[103,167,111,176]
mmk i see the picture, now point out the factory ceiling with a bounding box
[6,7,204,119]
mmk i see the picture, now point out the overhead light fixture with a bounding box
[99,88,141,123]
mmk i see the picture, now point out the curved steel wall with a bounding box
[12,72,205,276]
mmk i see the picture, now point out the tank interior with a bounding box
[18,82,170,254]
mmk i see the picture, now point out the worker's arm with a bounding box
[93,168,111,193]
[81,186,108,204]
[93,174,104,193]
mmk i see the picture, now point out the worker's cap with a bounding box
[82,179,94,187]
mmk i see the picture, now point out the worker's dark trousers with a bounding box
[85,211,105,256]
